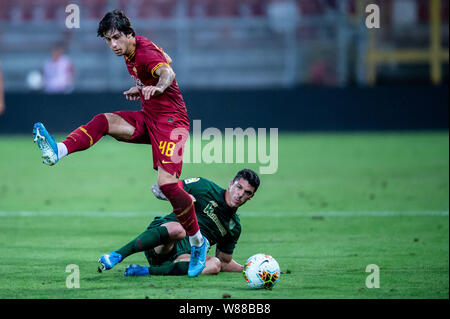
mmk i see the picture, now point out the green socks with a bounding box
[116,226,170,260]
[116,226,190,276]
[149,261,189,276]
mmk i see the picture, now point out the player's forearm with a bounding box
[221,259,243,273]
[155,66,175,92]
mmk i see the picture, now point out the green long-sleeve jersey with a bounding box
[181,177,241,255]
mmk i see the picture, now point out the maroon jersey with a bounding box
[125,35,189,125]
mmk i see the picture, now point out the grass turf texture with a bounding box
[0,132,448,299]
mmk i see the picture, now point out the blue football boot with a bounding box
[98,251,122,271]
[33,122,59,165]
[124,264,150,277]
[188,236,210,277]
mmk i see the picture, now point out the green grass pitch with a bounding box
[0,131,448,299]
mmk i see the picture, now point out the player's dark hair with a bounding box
[233,169,260,193]
[97,10,135,38]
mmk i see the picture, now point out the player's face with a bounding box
[103,30,132,56]
[226,178,255,208]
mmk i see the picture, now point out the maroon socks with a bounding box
[62,113,109,154]
[159,182,200,237]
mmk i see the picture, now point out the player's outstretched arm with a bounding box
[141,65,175,100]
[216,248,243,273]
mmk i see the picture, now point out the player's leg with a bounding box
[124,256,221,276]
[148,120,209,277]
[33,112,137,165]
[98,221,184,271]
[157,167,203,245]
[124,234,220,277]
[124,221,188,277]
[157,167,210,277]
[175,254,221,275]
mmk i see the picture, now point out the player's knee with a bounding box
[104,113,118,135]
[104,113,134,140]
[103,113,114,125]
[209,257,221,274]
[168,223,186,241]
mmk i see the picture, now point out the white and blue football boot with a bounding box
[33,122,59,165]
[124,264,150,277]
[98,251,122,271]
[188,236,210,277]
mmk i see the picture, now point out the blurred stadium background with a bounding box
[0,0,448,300]
[0,0,448,133]
[0,0,448,91]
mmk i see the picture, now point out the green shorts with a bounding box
[144,215,191,266]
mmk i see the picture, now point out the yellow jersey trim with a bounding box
[151,62,170,78]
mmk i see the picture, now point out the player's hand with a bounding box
[142,86,164,100]
[123,87,140,100]
[152,184,168,201]
[151,184,196,202]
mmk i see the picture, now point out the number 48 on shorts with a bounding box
[159,140,175,157]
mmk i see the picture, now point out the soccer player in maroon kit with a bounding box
[32,10,209,277]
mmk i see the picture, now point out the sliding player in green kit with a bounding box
[98,169,260,276]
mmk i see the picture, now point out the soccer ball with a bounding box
[243,253,280,289]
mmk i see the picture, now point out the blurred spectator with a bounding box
[43,44,74,94]
[267,0,299,33]
[0,60,4,115]
[308,59,337,86]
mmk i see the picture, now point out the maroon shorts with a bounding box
[113,110,189,178]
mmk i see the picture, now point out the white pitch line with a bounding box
[0,211,448,217]
[241,211,449,217]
